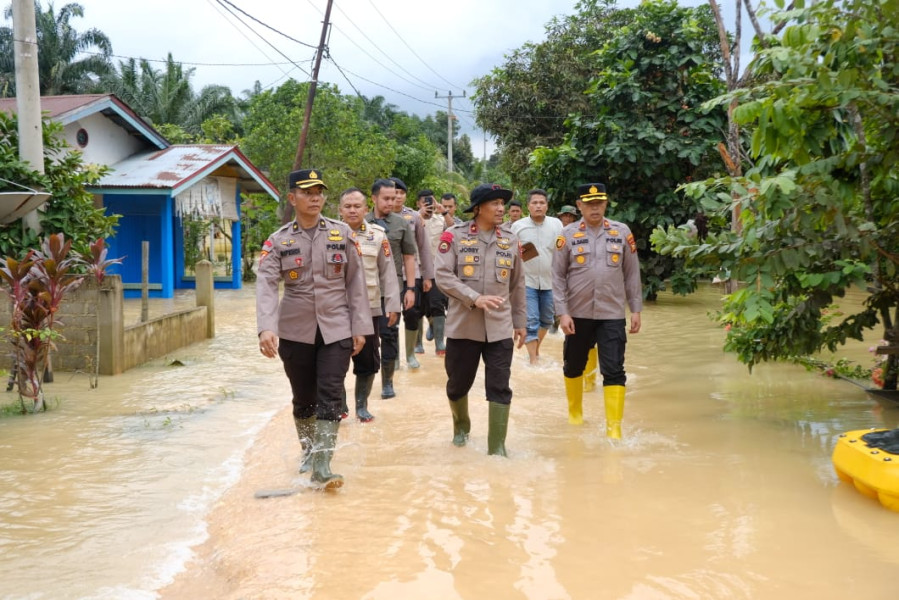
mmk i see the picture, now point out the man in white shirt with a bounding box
[511,189,563,364]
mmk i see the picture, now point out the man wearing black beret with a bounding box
[435,183,527,456]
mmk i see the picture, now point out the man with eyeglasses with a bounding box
[256,169,373,490]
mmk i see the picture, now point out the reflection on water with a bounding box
[2,283,898,599]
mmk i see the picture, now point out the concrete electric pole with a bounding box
[12,0,44,232]
[435,90,465,173]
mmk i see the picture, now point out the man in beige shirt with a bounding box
[339,188,402,422]
[256,169,372,489]
[435,183,526,456]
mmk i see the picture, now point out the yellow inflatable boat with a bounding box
[832,428,899,512]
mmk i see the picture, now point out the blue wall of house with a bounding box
[104,193,175,298]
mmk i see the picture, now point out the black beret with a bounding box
[389,177,407,192]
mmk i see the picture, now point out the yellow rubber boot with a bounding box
[583,347,598,392]
[564,376,584,425]
[604,385,626,439]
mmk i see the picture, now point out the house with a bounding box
[0,94,279,298]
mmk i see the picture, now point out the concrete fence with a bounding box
[0,262,216,376]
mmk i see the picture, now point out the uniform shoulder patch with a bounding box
[381,239,391,257]
[438,230,454,254]
[555,235,566,250]
[626,233,637,253]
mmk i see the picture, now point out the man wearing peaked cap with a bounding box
[552,181,642,440]
[256,168,373,490]
[435,182,526,457]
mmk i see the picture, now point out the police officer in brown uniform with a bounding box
[257,169,373,489]
[552,183,642,439]
[435,183,526,456]
[338,187,402,422]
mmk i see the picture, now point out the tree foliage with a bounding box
[0,1,112,97]
[472,0,635,188]
[529,0,728,299]
[0,112,119,259]
[651,0,899,389]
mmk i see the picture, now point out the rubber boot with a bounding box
[339,388,349,420]
[293,416,315,473]
[415,326,425,354]
[310,419,344,490]
[487,401,510,457]
[564,376,584,425]
[426,319,434,341]
[584,347,598,392]
[433,315,446,356]
[355,373,376,422]
[405,328,421,369]
[449,395,471,447]
[381,360,396,399]
[604,385,626,439]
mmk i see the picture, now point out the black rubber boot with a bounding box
[355,373,376,422]
[310,419,344,490]
[449,395,471,447]
[381,361,396,399]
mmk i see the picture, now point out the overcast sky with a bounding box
[16,0,720,156]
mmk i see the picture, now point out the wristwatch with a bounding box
[405,287,416,293]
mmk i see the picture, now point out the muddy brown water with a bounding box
[1,283,897,599]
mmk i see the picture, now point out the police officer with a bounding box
[339,187,402,422]
[257,169,373,489]
[391,177,434,369]
[435,183,526,456]
[552,183,642,439]
[418,189,449,355]
[365,179,417,398]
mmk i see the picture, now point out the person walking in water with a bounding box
[552,182,642,438]
[435,183,526,456]
[339,187,402,422]
[256,169,372,489]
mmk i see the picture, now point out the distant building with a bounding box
[0,94,279,298]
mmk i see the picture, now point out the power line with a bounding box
[210,0,312,79]
[330,62,447,110]
[365,0,466,91]
[217,0,318,49]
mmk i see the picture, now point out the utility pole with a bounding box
[435,90,465,173]
[12,0,44,232]
[286,0,333,223]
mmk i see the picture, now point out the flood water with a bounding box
[1,283,898,599]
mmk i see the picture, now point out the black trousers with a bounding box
[279,329,353,421]
[444,337,514,405]
[422,281,448,318]
[352,316,381,376]
[402,277,423,331]
[562,318,627,386]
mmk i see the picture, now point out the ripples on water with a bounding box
[2,283,898,599]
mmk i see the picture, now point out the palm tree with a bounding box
[102,53,237,137]
[0,2,113,97]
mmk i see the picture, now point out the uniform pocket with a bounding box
[569,243,591,268]
[326,251,347,279]
[605,240,623,268]
[495,254,514,283]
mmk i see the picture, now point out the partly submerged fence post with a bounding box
[195,260,215,339]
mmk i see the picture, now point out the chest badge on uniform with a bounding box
[500,268,508,279]
[612,254,620,264]
[555,236,566,249]
[577,246,585,254]
[295,257,303,267]
[281,239,295,246]
[610,229,619,236]
[331,253,345,263]
[576,255,586,264]
[289,270,299,279]
[462,265,475,277]
[328,229,343,242]
[465,255,480,263]
[497,237,510,250]
[573,232,585,238]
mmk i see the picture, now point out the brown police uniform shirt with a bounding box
[365,211,418,287]
[256,217,373,344]
[352,221,401,317]
[400,206,435,281]
[552,218,643,320]
[435,221,527,342]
